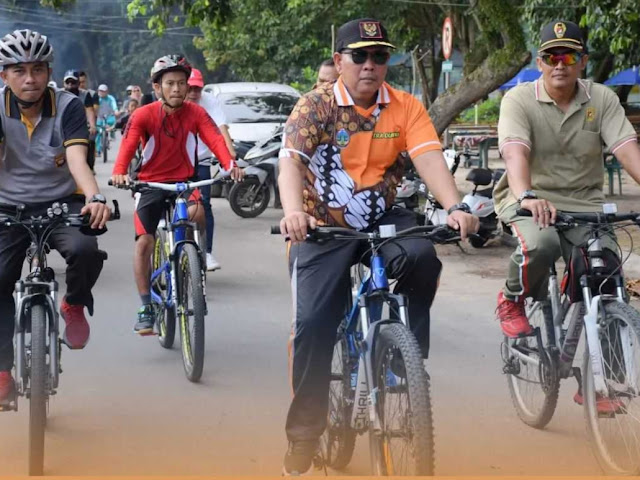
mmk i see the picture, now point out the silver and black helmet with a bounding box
[0,29,54,66]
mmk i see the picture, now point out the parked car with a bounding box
[203,82,300,144]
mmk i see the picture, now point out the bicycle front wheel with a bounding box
[102,132,109,163]
[371,322,434,476]
[29,303,48,476]
[583,301,640,475]
[322,328,356,470]
[178,244,206,382]
[152,229,175,349]
[505,300,559,429]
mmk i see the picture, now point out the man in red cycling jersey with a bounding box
[111,55,243,334]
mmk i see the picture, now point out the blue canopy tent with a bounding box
[604,66,640,86]
[500,68,541,90]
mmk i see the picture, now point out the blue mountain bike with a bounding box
[272,223,461,475]
[111,176,225,382]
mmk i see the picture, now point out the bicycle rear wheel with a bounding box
[583,301,640,475]
[29,303,47,476]
[178,243,206,382]
[504,300,559,429]
[371,322,434,476]
[152,229,175,349]
[322,328,357,470]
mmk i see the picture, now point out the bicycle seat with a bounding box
[465,168,493,186]
[492,168,505,182]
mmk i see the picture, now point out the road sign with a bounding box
[442,60,453,72]
[442,17,453,60]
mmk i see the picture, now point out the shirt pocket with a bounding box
[575,130,603,159]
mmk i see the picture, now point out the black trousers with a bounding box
[285,208,442,442]
[0,197,104,371]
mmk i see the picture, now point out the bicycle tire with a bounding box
[583,301,640,475]
[102,134,109,163]
[153,229,175,349]
[322,330,357,470]
[28,303,47,476]
[505,301,559,429]
[178,243,206,382]
[371,322,434,476]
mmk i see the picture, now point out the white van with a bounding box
[203,82,300,143]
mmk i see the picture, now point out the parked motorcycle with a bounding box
[422,151,516,248]
[228,126,282,218]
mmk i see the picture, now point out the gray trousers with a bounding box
[499,203,617,301]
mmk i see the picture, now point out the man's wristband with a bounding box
[447,202,471,215]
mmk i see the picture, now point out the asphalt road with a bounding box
[0,140,607,476]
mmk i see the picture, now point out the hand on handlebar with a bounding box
[446,211,479,241]
[110,174,131,186]
[80,200,111,229]
[279,211,317,243]
[519,198,557,228]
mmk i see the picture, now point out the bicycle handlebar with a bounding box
[271,224,464,244]
[108,172,231,193]
[516,208,640,225]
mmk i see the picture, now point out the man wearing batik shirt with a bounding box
[277,18,478,475]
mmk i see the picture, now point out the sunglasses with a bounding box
[539,52,582,67]
[342,49,390,65]
[64,79,78,84]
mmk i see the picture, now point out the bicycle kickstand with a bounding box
[573,366,583,396]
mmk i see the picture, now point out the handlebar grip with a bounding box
[271,225,281,235]
[107,179,113,186]
[516,208,532,217]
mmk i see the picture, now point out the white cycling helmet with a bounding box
[98,84,108,91]
[0,29,54,67]
[150,54,191,83]
[48,80,57,89]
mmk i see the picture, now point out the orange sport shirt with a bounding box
[280,77,441,230]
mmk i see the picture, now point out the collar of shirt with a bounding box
[534,78,591,105]
[5,86,56,119]
[333,76,391,108]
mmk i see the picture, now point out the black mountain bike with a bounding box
[0,200,118,476]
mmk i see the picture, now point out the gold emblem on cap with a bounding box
[554,22,566,38]
[362,22,379,37]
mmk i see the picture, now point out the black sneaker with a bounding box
[134,304,155,335]
[282,440,319,476]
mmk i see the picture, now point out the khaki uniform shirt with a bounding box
[494,79,637,213]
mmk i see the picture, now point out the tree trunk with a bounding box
[413,49,431,109]
[428,51,531,136]
[592,52,614,84]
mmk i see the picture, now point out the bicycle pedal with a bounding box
[136,330,157,337]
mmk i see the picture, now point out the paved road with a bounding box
[0,141,606,475]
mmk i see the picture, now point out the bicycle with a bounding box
[0,199,119,476]
[272,223,462,475]
[110,176,227,383]
[502,205,640,475]
[96,115,114,164]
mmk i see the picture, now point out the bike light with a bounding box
[603,203,617,214]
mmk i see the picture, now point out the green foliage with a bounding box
[457,97,501,124]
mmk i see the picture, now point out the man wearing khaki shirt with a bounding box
[494,20,640,409]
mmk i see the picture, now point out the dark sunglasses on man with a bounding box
[64,78,79,85]
[342,49,390,65]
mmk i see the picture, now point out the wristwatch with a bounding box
[89,193,107,204]
[447,202,471,215]
[517,190,538,204]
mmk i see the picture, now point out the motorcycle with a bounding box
[228,126,282,218]
[422,151,516,248]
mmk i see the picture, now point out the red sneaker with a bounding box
[574,391,627,414]
[60,298,90,349]
[0,371,15,405]
[496,292,533,338]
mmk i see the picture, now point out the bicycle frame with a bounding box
[506,220,634,397]
[149,195,203,314]
[345,252,410,434]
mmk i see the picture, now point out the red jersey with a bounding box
[113,101,234,181]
